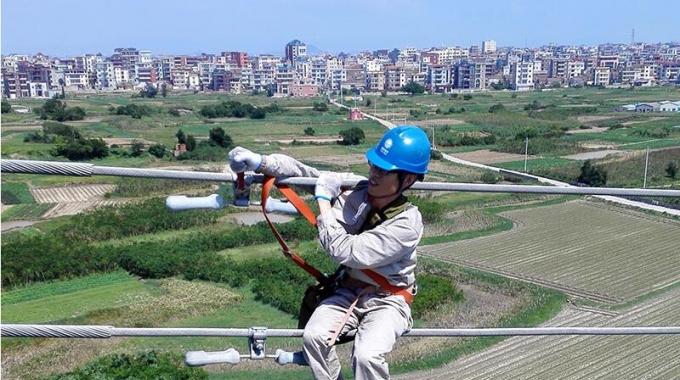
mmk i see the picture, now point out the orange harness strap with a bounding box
[261,176,327,284]
[260,176,413,304]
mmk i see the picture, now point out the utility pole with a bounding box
[643,147,650,188]
[431,127,437,150]
[524,137,529,172]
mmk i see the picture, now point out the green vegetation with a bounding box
[0,203,53,222]
[312,101,328,111]
[114,103,154,119]
[48,351,207,380]
[577,160,608,186]
[2,99,12,113]
[139,83,158,98]
[666,161,678,178]
[1,182,35,204]
[401,81,426,95]
[36,98,86,121]
[199,100,266,119]
[338,127,365,145]
[3,88,679,378]
[1,270,134,305]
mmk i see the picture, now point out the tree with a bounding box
[129,141,145,157]
[339,127,365,145]
[430,149,443,160]
[39,99,85,121]
[175,129,187,145]
[161,83,169,98]
[1,100,11,113]
[401,81,425,95]
[209,127,233,148]
[365,99,372,107]
[249,108,266,119]
[148,144,167,158]
[488,103,506,113]
[312,102,328,112]
[53,138,109,161]
[139,84,158,98]
[304,127,316,136]
[577,160,607,187]
[186,135,197,151]
[58,78,65,99]
[481,170,502,184]
[666,161,678,179]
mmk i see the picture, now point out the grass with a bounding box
[419,195,575,245]
[0,203,54,221]
[1,270,135,305]
[1,182,36,204]
[0,272,149,323]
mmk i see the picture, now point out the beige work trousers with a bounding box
[302,287,413,380]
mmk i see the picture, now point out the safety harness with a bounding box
[257,175,415,345]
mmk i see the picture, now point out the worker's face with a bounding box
[367,163,401,197]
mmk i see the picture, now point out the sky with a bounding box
[2,0,679,57]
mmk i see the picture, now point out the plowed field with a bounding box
[422,200,680,303]
[397,286,680,379]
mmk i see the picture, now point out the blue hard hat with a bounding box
[366,126,431,174]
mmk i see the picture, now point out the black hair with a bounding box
[396,171,425,191]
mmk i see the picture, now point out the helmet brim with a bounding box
[366,148,398,172]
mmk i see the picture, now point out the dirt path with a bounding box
[1,220,38,232]
[563,150,626,160]
[447,149,537,164]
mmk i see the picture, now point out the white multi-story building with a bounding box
[95,61,116,89]
[114,66,130,85]
[64,70,89,88]
[566,60,585,78]
[593,67,610,86]
[482,40,497,53]
[510,61,534,91]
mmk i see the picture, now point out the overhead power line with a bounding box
[2,159,680,197]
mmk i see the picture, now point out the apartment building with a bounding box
[384,65,407,90]
[365,70,385,92]
[428,65,451,92]
[454,61,486,89]
[510,61,534,91]
[482,40,497,54]
[593,67,611,86]
[285,40,307,63]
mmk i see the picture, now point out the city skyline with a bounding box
[2,0,680,57]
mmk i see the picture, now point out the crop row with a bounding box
[421,200,680,302]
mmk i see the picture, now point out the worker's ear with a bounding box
[401,173,418,191]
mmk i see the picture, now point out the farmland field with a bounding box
[422,200,680,303]
[2,87,680,378]
[396,286,680,380]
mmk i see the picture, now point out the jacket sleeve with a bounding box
[259,154,321,178]
[258,154,366,194]
[316,211,421,269]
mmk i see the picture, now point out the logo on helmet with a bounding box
[380,138,393,155]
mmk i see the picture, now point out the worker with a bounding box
[229,125,431,380]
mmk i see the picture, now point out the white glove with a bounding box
[228,146,262,173]
[315,173,343,201]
